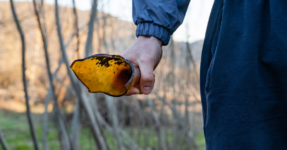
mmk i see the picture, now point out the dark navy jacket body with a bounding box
[133,0,287,149]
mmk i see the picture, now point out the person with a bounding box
[121,0,287,149]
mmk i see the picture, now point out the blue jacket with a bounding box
[133,0,190,45]
[133,0,287,150]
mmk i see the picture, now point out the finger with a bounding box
[125,87,140,96]
[139,60,155,94]
[126,69,141,96]
[133,65,140,86]
[126,84,141,95]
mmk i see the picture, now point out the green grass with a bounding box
[0,110,205,150]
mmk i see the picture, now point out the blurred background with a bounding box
[0,0,213,149]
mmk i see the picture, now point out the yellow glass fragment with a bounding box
[70,54,135,97]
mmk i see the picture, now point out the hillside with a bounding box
[0,1,203,112]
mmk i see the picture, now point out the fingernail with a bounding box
[143,86,151,94]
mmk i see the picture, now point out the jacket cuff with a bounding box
[136,22,170,46]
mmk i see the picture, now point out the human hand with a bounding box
[121,36,162,95]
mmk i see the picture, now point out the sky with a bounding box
[11,0,214,43]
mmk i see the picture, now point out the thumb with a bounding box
[139,61,155,94]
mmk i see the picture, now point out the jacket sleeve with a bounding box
[133,0,190,45]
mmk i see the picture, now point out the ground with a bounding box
[0,110,205,150]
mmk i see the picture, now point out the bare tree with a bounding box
[72,0,80,58]
[55,1,109,149]
[0,127,9,150]
[70,0,81,149]
[85,0,97,56]
[43,88,51,150]
[10,1,39,150]
[32,1,73,150]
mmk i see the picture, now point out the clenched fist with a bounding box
[121,36,162,95]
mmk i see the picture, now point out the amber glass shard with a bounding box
[70,54,135,97]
